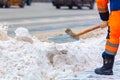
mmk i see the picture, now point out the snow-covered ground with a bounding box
[0,24,120,80]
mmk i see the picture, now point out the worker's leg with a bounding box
[105,30,119,55]
[95,11,120,75]
[95,31,119,75]
[95,28,118,75]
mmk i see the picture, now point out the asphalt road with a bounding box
[0,3,100,37]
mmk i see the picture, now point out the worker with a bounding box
[95,0,120,75]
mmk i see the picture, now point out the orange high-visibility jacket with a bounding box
[96,0,120,21]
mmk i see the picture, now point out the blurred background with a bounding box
[0,0,99,41]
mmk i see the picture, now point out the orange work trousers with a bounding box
[105,11,120,55]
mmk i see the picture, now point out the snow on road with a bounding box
[0,25,120,80]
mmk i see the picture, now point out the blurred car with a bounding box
[0,0,25,8]
[0,0,6,8]
[51,0,95,9]
[26,0,32,6]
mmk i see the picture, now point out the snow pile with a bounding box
[0,25,116,80]
[15,27,33,44]
[0,23,8,41]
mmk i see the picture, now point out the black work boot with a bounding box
[95,52,115,75]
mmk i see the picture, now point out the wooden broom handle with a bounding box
[73,25,100,37]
